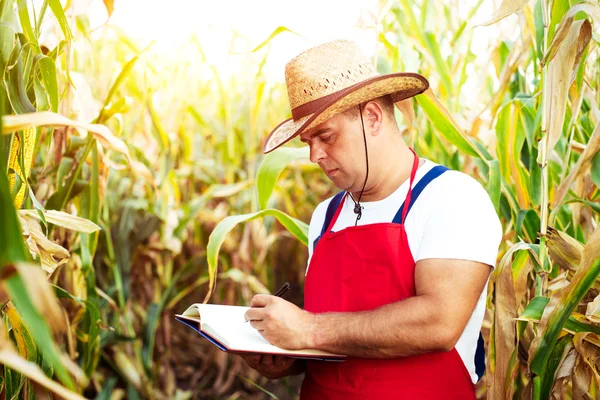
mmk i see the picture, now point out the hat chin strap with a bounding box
[349,103,369,227]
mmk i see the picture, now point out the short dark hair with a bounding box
[342,94,396,121]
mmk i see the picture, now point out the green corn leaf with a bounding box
[248,26,301,53]
[591,150,600,189]
[518,296,600,334]
[496,101,534,207]
[97,54,141,124]
[16,0,36,45]
[80,145,100,300]
[423,32,453,95]
[48,0,72,41]
[257,147,309,210]
[486,159,501,214]
[0,165,74,388]
[530,227,600,378]
[205,209,308,302]
[415,89,481,158]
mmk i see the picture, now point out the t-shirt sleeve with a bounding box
[307,199,330,268]
[414,173,503,267]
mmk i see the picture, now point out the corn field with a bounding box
[0,0,599,399]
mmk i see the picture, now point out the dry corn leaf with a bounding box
[542,19,592,161]
[14,264,64,334]
[541,3,600,67]
[554,119,600,207]
[394,98,414,133]
[489,242,520,399]
[0,349,85,400]
[573,333,600,395]
[114,350,142,389]
[19,209,101,233]
[585,293,600,324]
[23,218,69,259]
[2,111,131,164]
[477,0,530,26]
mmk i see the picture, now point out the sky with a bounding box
[59,0,514,83]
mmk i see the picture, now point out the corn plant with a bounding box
[208,1,600,399]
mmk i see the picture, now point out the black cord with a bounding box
[350,103,369,226]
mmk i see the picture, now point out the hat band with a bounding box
[291,90,339,120]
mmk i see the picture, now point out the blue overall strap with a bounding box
[313,191,346,251]
[391,165,449,224]
[475,333,486,381]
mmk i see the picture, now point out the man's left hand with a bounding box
[244,295,314,350]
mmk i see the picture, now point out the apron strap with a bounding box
[392,165,449,224]
[400,149,420,224]
[313,191,346,251]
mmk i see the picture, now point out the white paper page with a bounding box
[197,304,342,357]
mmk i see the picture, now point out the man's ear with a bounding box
[363,101,384,135]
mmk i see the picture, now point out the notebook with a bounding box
[175,303,346,361]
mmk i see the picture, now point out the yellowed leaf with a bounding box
[573,333,600,395]
[24,218,69,259]
[477,0,530,26]
[13,264,63,333]
[547,226,584,270]
[103,0,114,17]
[543,2,600,67]
[19,209,100,233]
[2,111,131,163]
[114,351,142,389]
[0,349,85,400]
[585,293,600,324]
[554,119,600,207]
[542,19,592,160]
[394,98,414,133]
[489,242,519,399]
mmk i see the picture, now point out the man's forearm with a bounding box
[307,295,462,358]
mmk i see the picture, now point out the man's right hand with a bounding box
[240,354,302,379]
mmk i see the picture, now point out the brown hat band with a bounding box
[291,90,340,120]
[290,73,424,121]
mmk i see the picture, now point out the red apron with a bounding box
[301,152,476,399]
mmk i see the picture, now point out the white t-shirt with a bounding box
[306,159,503,384]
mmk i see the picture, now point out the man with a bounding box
[242,40,502,399]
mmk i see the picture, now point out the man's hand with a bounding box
[240,353,298,379]
[244,295,315,350]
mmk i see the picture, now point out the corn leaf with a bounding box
[256,147,309,210]
[542,2,600,67]
[416,89,482,158]
[591,150,600,189]
[18,209,100,233]
[248,26,301,53]
[530,226,600,379]
[554,120,600,207]
[477,0,530,26]
[48,0,72,41]
[102,0,114,17]
[541,19,592,159]
[0,349,84,399]
[205,210,308,302]
[16,0,36,45]
[496,101,534,208]
[2,111,131,163]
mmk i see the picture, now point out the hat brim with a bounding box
[264,72,429,153]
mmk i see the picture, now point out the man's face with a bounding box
[299,111,366,192]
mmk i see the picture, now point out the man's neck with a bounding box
[350,145,421,202]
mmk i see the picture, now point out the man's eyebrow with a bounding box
[300,128,331,143]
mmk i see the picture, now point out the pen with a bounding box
[245,282,291,323]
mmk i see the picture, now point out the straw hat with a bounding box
[263,39,429,153]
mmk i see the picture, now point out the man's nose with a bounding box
[309,144,325,163]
